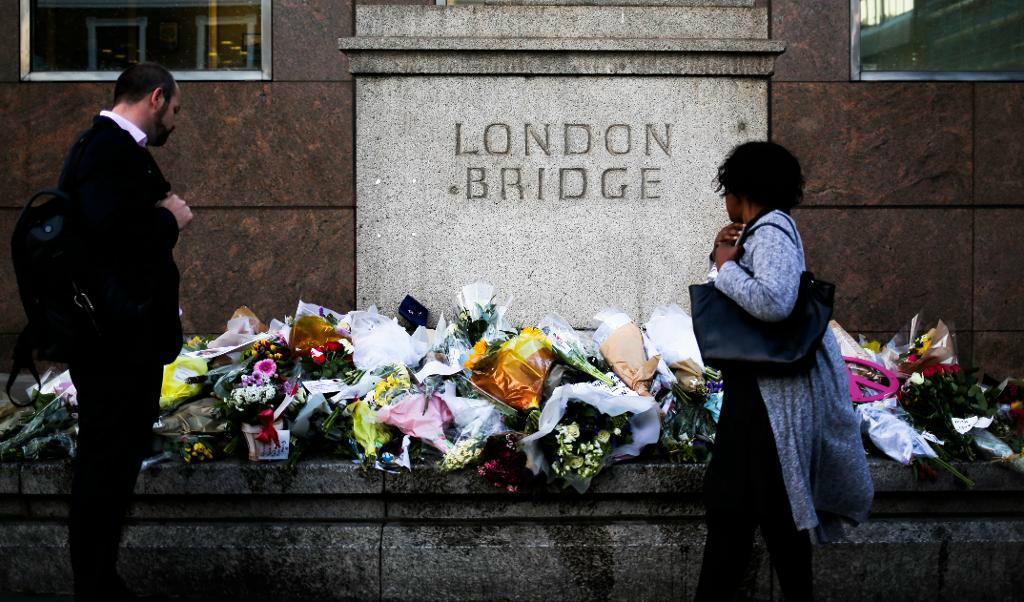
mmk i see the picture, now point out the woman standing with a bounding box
[694,142,873,601]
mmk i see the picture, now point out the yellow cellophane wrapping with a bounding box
[159,355,209,409]
[470,329,555,412]
[290,315,341,354]
[348,398,392,460]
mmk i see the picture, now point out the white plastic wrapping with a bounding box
[592,308,633,348]
[644,304,704,370]
[440,381,507,443]
[972,428,1024,475]
[857,398,937,464]
[520,383,661,493]
[349,306,429,371]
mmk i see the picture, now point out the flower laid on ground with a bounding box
[178,436,217,463]
[468,327,555,412]
[440,438,485,472]
[544,402,632,481]
[242,335,293,380]
[367,364,411,409]
[301,338,356,380]
[898,364,993,462]
[477,433,529,492]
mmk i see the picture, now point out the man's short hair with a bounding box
[113,63,176,106]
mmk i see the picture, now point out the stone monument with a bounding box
[339,1,783,328]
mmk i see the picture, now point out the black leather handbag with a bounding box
[688,221,835,371]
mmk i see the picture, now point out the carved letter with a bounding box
[645,124,672,157]
[525,124,551,156]
[501,168,524,200]
[467,167,488,199]
[537,168,545,201]
[455,123,479,155]
[641,168,662,199]
[484,123,512,155]
[605,124,632,156]
[563,124,592,156]
[559,168,587,200]
[601,168,628,199]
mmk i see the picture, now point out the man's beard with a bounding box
[150,102,174,147]
[150,125,173,147]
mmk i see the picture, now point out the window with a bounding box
[21,0,271,81]
[852,0,1024,80]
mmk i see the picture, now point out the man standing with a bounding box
[61,63,192,600]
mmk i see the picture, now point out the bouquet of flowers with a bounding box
[593,309,659,396]
[659,367,721,463]
[456,281,514,346]
[438,384,509,472]
[477,432,530,492]
[538,313,613,387]
[465,327,555,412]
[898,364,994,463]
[521,383,661,492]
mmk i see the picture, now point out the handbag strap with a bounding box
[738,213,799,248]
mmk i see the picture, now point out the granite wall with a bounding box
[0,0,1021,376]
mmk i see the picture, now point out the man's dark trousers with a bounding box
[68,360,162,596]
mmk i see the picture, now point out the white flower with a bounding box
[596,430,611,444]
[909,372,925,385]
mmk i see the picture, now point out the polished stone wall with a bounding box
[0,0,1021,376]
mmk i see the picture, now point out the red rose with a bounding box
[310,348,326,366]
[325,340,342,353]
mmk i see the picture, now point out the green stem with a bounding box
[927,456,974,488]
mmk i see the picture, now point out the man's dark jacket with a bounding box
[62,115,182,365]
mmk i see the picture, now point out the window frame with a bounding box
[850,0,1024,81]
[19,0,273,81]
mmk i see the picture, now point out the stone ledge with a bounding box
[354,5,768,40]
[8,458,1023,497]
[339,46,783,76]
[338,36,785,53]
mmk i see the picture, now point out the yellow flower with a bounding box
[464,339,488,370]
[521,326,542,337]
[863,340,882,354]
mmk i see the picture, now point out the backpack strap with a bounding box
[58,126,99,193]
[6,327,41,407]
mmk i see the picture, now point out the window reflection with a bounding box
[860,0,1024,72]
[31,0,263,72]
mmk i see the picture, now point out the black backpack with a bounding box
[8,130,101,404]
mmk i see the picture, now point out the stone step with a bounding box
[354,5,768,40]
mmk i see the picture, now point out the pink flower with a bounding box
[254,359,277,378]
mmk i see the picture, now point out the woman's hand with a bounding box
[714,239,742,270]
[713,223,744,253]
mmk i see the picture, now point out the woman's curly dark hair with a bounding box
[715,141,805,211]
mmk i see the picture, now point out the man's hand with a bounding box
[157,193,193,230]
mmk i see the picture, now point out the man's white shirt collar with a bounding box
[99,110,148,147]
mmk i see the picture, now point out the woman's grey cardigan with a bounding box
[710,209,874,543]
